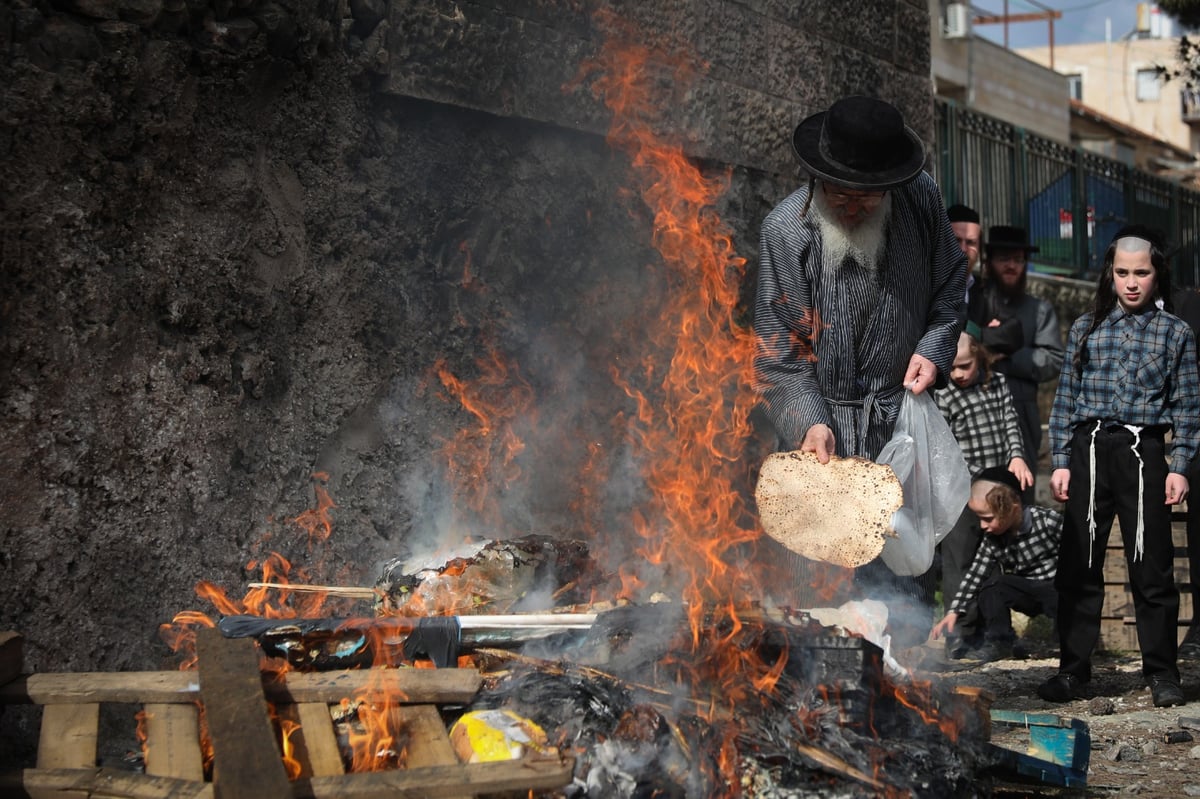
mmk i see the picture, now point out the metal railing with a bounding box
[935,98,1200,287]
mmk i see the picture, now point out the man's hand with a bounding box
[800,424,836,464]
[903,353,938,395]
[930,611,959,640]
[1166,473,1190,505]
[1050,468,1071,502]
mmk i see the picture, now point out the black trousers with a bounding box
[940,506,984,640]
[1186,457,1200,638]
[978,573,1057,642]
[1055,424,1180,682]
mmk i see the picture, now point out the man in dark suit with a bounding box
[968,226,1065,502]
[1172,285,1200,659]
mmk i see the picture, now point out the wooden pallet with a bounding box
[0,630,575,798]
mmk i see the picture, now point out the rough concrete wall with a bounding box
[0,0,934,762]
[386,0,936,172]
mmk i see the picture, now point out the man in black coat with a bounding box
[968,226,1065,501]
[1172,285,1200,659]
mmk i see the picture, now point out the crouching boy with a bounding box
[931,467,1061,661]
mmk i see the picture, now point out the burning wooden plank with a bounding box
[195,628,292,799]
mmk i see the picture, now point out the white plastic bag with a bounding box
[876,389,971,576]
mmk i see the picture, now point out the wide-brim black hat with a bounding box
[985,225,1039,254]
[792,96,925,190]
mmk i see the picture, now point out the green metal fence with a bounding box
[935,98,1200,287]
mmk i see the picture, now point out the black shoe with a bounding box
[1149,676,1186,708]
[971,640,1014,663]
[946,640,970,660]
[1037,673,1088,703]
[1180,630,1200,660]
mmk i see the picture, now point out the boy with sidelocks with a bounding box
[935,325,1034,658]
[1039,225,1200,708]
[930,468,1059,662]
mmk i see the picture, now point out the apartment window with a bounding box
[1136,68,1161,101]
[1067,74,1083,101]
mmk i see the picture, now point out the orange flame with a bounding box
[577,13,788,725]
[292,473,336,546]
[434,343,535,531]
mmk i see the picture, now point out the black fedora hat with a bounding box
[792,96,925,190]
[985,225,1039,254]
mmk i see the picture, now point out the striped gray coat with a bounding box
[754,172,966,458]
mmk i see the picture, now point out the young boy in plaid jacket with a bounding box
[935,325,1033,658]
[1041,225,1200,708]
[931,467,1060,661]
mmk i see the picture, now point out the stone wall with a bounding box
[0,0,935,762]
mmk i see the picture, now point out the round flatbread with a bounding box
[754,450,902,567]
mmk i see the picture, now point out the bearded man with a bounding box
[967,226,1064,501]
[754,96,966,646]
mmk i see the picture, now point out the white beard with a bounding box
[811,189,892,274]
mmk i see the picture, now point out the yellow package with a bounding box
[449,709,549,763]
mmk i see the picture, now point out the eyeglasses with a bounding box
[822,185,887,213]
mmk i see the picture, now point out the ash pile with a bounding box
[465,603,995,798]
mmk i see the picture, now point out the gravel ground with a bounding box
[908,640,1200,797]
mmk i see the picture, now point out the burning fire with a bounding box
[154,9,975,794]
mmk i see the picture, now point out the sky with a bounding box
[972,0,1177,49]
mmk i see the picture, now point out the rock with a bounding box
[349,0,385,36]
[1190,744,1200,759]
[1183,785,1200,797]
[1140,740,1159,756]
[1088,697,1116,715]
[28,16,102,69]
[220,17,259,49]
[67,0,120,20]
[95,19,141,47]
[117,0,162,27]
[1103,741,1142,762]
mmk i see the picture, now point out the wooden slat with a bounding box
[1102,552,1190,583]
[195,629,291,799]
[1099,619,1193,651]
[0,671,201,705]
[144,703,205,782]
[0,667,481,705]
[37,703,98,770]
[285,703,345,778]
[0,767,213,798]
[397,705,459,769]
[274,669,481,705]
[395,705,470,799]
[0,632,22,688]
[294,755,575,798]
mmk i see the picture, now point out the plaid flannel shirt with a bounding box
[949,506,1061,615]
[1049,306,1200,473]
[935,372,1026,475]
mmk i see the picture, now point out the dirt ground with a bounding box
[908,637,1200,798]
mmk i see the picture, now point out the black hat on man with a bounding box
[985,225,1039,255]
[792,96,925,191]
[946,204,980,224]
[974,466,1022,496]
